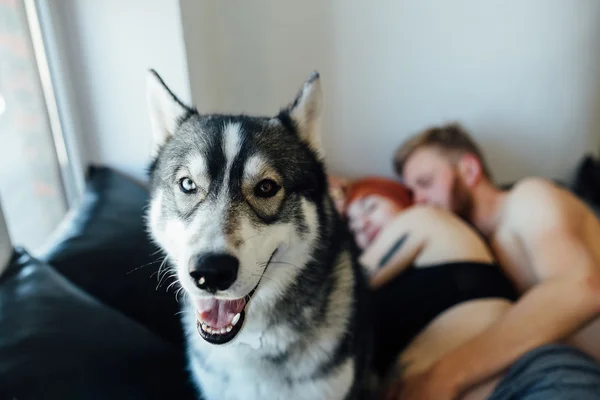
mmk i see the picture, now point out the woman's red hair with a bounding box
[344,177,413,215]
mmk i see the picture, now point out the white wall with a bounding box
[46,0,191,182]
[180,0,600,184]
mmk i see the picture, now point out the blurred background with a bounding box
[1,0,600,250]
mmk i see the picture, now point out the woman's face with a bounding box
[346,194,404,250]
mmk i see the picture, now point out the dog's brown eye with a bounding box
[255,179,280,198]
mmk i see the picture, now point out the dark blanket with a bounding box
[489,344,600,400]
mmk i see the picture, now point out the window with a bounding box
[0,0,77,251]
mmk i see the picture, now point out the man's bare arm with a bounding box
[434,257,600,395]
[427,180,600,396]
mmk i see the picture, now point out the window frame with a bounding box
[24,0,86,207]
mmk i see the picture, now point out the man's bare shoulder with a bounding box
[503,177,579,232]
[509,177,561,201]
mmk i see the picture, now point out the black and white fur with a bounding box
[145,70,371,400]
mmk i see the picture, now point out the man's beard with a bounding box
[450,175,473,221]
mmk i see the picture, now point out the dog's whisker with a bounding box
[250,273,276,283]
[254,263,301,281]
[156,257,171,289]
[153,260,171,281]
[166,279,180,293]
[158,272,178,288]
[240,233,268,246]
[159,268,175,284]
[150,248,164,256]
[175,286,184,303]
[156,257,168,277]
[157,272,176,291]
[178,286,187,303]
[127,258,165,275]
[257,260,301,270]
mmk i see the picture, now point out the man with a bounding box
[389,123,600,400]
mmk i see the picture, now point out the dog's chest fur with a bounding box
[188,327,356,400]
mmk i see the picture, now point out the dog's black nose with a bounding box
[189,253,239,293]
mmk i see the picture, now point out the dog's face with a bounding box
[146,71,327,345]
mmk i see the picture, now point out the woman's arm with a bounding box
[359,213,426,289]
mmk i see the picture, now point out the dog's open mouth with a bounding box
[194,248,278,345]
[195,297,248,345]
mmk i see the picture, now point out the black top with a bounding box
[371,261,518,376]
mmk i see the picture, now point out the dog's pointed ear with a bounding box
[281,71,323,158]
[146,69,189,155]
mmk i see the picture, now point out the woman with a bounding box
[341,177,518,399]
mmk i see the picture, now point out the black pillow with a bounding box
[572,154,600,215]
[0,248,196,400]
[38,166,184,346]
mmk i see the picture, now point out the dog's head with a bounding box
[146,71,329,345]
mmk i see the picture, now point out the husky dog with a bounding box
[145,70,371,400]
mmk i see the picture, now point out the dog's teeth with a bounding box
[207,327,213,334]
[226,326,232,333]
[201,323,208,332]
[232,313,241,327]
[221,328,226,334]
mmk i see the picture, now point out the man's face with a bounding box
[402,147,473,218]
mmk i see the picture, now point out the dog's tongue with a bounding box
[195,298,246,329]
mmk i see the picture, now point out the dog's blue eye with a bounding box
[255,179,280,198]
[179,177,197,194]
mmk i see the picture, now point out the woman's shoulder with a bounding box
[400,204,452,221]
[387,205,448,232]
[398,205,477,233]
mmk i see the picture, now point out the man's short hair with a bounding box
[394,122,493,180]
